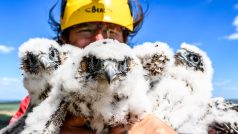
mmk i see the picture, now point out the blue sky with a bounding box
[0,0,238,100]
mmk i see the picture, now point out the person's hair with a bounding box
[48,0,146,45]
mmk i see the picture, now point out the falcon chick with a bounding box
[19,38,62,104]
[21,43,83,134]
[168,43,214,133]
[0,38,62,134]
[173,42,213,97]
[132,42,187,127]
[133,42,190,128]
[64,39,151,133]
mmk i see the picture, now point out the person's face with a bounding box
[63,22,125,48]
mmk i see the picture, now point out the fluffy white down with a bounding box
[133,41,174,62]
[55,52,84,93]
[178,97,238,134]
[56,39,152,133]
[60,44,82,61]
[164,43,238,134]
[20,43,82,134]
[173,42,213,100]
[180,42,213,80]
[0,38,64,134]
[21,93,63,134]
[168,43,214,132]
[84,39,134,61]
[18,38,62,102]
[18,38,61,59]
[133,41,175,81]
[19,39,83,133]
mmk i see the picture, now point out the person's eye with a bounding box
[77,29,93,33]
[74,27,95,33]
[109,30,117,34]
[107,30,119,37]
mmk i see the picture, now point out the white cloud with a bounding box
[233,16,238,31]
[0,77,27,101]
[212,87,238,99]
[192,42,203,46]
[0,77,19,86]
[225,15,238,40]
[235,4,238,9]
[225,33,238,40]
[0,45,14,53]
[213,80,238,99]
[213,80,231,87]
[230,86,238,91]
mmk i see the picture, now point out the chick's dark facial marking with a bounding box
[80,55,132,83]
[48,46,61,69]
[21,52,43,74]
[175,49,204,72]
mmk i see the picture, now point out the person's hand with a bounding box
[60,114,95,134]
[129,114,177,134]
[108,114,177,134]
[60,114,177,134]
[60,125,95,134]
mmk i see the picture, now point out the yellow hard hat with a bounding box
[61,0,133,31]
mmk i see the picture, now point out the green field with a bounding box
[0,101,20,111]
[0,102,20,129]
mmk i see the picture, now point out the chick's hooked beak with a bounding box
[39,52,60,70]
[175,51,184,61]
[104,63,117,84]
[175,50,187,65]
[39,55,55,69]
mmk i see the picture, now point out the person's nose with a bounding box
[95,30,107,41]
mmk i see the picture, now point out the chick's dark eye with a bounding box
[50,50,55,57]
[188,54,199,62]
[49,47,59,58]
[87,56,101,73]
[118,57,132,73]
[192,55,199,62]
[96,60,104,70]
[88,57,95,73]
[194,56,199,62]
[118,61,127,73]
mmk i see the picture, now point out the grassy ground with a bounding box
[0,102,20,129]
